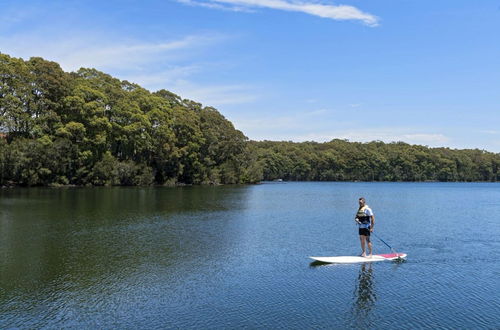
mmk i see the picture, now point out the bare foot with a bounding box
[360,253,366,257]
[367,254,372,258]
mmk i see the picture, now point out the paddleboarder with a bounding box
[355,197,375,257]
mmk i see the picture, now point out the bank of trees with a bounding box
[1,53,499,186]
[0,53,260,186]
[252,140,500,182]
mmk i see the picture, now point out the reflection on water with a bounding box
[351,263,376,327]
[308,261,378,328]
[0,186,253,328]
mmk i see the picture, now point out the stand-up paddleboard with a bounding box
[310,253,407,264]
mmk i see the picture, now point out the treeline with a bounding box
[252,140,500,182]
[0,53,262,186]
[1,53,499,186]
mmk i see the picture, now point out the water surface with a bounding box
[1,183,499,328]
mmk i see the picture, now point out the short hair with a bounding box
[359,197,366,202]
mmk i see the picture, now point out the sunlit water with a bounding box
[1,183,499,329]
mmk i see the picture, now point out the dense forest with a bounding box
[252,140,500,182]
[1,53,499,186]
[0,53,261,186]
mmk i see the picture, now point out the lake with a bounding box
[1,182,499,329]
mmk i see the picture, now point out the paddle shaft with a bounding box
[372,232,397,254]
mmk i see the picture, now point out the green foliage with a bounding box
[0,53,256,186]
[251,140,500,182]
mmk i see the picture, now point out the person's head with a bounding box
[358,197,366,207]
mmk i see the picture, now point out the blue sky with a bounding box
[1,0,500,151]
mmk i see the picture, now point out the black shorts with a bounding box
[359,228,371,236]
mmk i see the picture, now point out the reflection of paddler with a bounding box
[354,263,376,313]
[355,197,375,257]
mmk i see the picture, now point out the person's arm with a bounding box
[370,215,375,232]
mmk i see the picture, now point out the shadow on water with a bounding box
[309,260,330,268]
[392,256,407,264]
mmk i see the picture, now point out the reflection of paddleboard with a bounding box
[310,253,407,264]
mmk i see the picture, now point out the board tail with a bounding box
[377,253,407,259]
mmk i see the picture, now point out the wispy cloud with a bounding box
[339,131,450,145]
[0,28,259,106]
[116,65,260,106]
[239,109,450,146]
[177,0,255,12]
[290,130,451,146]
[123,65,202,88]
[177,0,379,26]
[237,114,451,146]
[480,130,500,135]
[0,33,225,72]
[171,81,259,106]
[233,108,340,134]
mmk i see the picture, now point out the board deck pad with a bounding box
[310,253,407,264]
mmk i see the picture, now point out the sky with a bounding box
[1,0,500,151]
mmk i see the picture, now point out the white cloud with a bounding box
[0,33,225,72]
[480,130,500,135]
[177,0,255,12]
[305,108,329,116]
[287,130,449,145]
[177,0,379,26]
[171,81,259,106]
[0,26,260,107]
[236,115,451,146]
[234,116,299,132]
[123,65,202,89]
[231,109,346,138]
[116,65,260,106]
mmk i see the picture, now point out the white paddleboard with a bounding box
[310,253,407,264]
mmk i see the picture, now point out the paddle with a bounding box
[371,231,403,259]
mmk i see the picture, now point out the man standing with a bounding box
[355,197,375,257]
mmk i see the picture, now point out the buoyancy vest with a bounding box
[356,206,371,224]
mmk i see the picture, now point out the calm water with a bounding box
[1,182,499,329]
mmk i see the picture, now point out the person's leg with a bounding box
[367,235,372,257]
[359,235,366,256]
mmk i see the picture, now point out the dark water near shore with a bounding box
[1,182,499,329]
